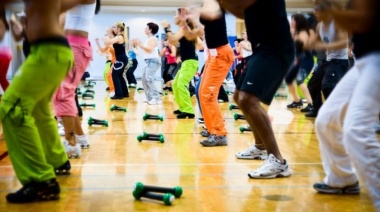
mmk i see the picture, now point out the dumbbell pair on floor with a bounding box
[133,182,182,206]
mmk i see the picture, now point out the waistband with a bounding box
[66,35,89,45]
[30,36,70,48]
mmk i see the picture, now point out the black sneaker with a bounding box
[300,104,313,113]
[6,179,60,203]
[305,110,317,118]
[287,101,303,108]
[177,112,195,119]
[173,110,182,115]
[313,181,360,194]
[55,160,71,175]
[110,96,123,100]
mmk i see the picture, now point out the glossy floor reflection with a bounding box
[0,81,376,211]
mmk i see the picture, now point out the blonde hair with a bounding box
[115,22,128,43]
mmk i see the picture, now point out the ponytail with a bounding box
[95,0,101,14]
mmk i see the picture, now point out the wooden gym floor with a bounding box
[0,81,376,212]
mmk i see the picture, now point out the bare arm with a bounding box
[104,35,123,45]
[297,31,310,49]
[159,47,166,57]
[330,0,375,33]
[201,0,223,20]
[166,30,184,46]
[241,41,252,52]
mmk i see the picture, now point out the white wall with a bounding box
[2,10,236,80]
[88,11,236,79]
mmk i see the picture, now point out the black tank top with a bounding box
[179,37,197,61]
[113,36,127,59]
[352,1,380,59]
[200,11,228,48]
[244,0,293,48]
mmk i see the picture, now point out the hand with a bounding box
[161,20,171,29]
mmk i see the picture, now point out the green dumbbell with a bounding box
[229,104,240,110]
[142,113,164,121]
[234,113,246,121]
[239,126,252,133]
[137,132,164,143]
[133,182,182,198]
[110,104,127,112]
[88,117,108,127]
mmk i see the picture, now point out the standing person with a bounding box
[134,22,161,105]
[159,38,177,91]
[0,7,11,91]
[227,0,295,178]
[162,8,201,118]
[126,42,138,88]
[285,14,314,112]
[0,0,82,203]
[197,0,234,146]
[305,2,349,118]
[312,0,380,209]
[53,0,99,159]
[96,27,115,93]
[104,22,129,99]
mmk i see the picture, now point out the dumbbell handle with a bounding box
[140,192,174,205]
[142,136,161,141]
[145,133,162,137]
[141,185,179,196]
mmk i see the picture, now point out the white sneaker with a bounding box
[148,99,162,105]
[62,140,81,159]
[235,145,268,160]
[75,134,90,149]
[248,154,291,179]
[109,91,115,97]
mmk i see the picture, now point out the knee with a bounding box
[233,92,239,104]
[237,92,260,110]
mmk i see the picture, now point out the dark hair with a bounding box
[0,6,9,31]
[95,0,101,14]
[291,14,310,35]
[305,13,317,30]
[147,22,159,35]
[235,38,242,43]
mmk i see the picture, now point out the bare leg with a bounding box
[62,116,76,145]
[299,83,313,104]
[287,82,300,102]
[234,90,265,148]
[74,116,84,136]
[237,91,284,162]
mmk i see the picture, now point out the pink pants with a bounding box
[0,46,12,91]
[53,35,92,117]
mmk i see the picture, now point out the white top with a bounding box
[64,3,96,32]
[319,21,348,61]
[143,36,159,59]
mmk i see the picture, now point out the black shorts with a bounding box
[236,46,294,105]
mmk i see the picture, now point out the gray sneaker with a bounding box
[200,130,210,137]
[200,134,228,147]
[313,182,360,194]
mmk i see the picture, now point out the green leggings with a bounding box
[172,59,198,114]
[103,61,112,86]
[0,42,73,185]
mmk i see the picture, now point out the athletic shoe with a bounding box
[248,154,291,179]
[235,145,268,160]
[305,110,318,118]
[200,130,210,137]
[313,182,360,194]
[75,134,90,149]
[287,101,303,108]
[300,104,313,113]
[55,160,71,175]
[6,179,60,203]
[200,134,228,147]
[173,110,182,115]
[63,140,81,159]
[147,99,162,105]
[58,126,65,136]
[129,84,136,88]
[177,112,195,119]
[197,118,205,124]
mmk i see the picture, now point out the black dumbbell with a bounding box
[110,104,127,112]
[83,84,94,88]
[82,93,94,99]
[142,113,163,121]
[234,113,246,121]
[76,88,82,95]
[133,182,183,198]
[133,190,174,206]
[229,104,240,110]
[159,92,168,96]
[239,126,252,133]
[275,93,287,98]
[79,102,96,108]
[137,87,144,91]
[84,89,95,94]
[137,132,164,143]
[88,117,108,127]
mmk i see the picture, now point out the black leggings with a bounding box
[162,63,177,84]
[112,55,129,98]
[126,58,138,85]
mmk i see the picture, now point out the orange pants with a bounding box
[199,44,234,135]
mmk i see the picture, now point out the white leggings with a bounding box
[315,52,380,209]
